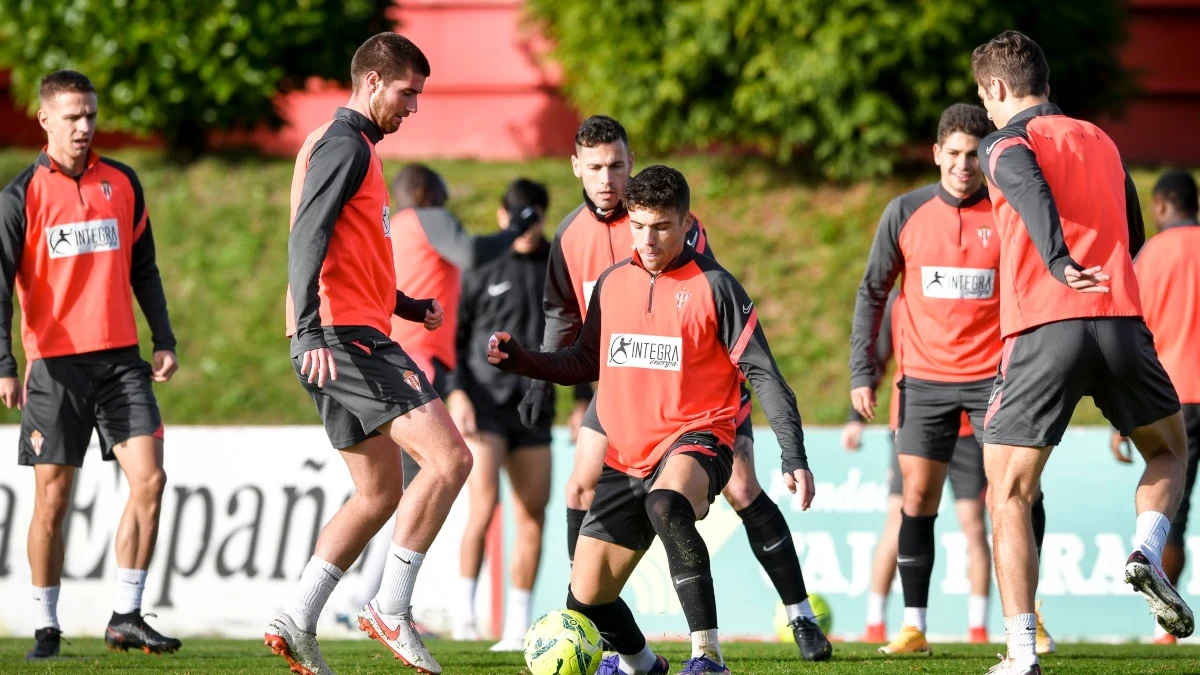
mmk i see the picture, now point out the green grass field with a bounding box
[2,639,1199,674]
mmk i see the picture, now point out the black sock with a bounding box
[645,490,718,632]
[736,492,807,605]
[110,609,139,623]
[1032,493,1046,561]
[898,512,937,610]
[567,508,587,563]
[566,585,646,655]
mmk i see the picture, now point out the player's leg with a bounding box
[863,439,903,642]
[565,396,607,563]
[572,466,668,675]
[454,430,505,641]
[25,464,75,660]
[947,433,990,643]
[1154,404,1200,644]
[646,433,737,672]
[491,432,552,651]
[721,423,830,660]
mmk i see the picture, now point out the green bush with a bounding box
[0,0,392,159]
[525,0,1131,180]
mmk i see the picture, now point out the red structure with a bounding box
[1,0,1198,164]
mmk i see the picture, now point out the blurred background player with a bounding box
[850,103,1002,656]
[273,33,473,675]
[489,165,816,675]
[0,70,180,660]
[525,114,829,659]
[1114,169,1200,645]
[974,31,1192,675]
[446,178,555,649]
[335,162,539,632]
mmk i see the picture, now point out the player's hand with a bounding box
[424,299,444,332]
[0,376,23,410]
[486,331,513,365]
[519,383,555,430]
[851,386,876,422]
[841,421,864,451]
[300,347,338,388]
[447,389,476,437]
[151,350,178,383]
[1111,431,1134,464]
[784,468,816,510]
[568,400,588,443]
[1064,265,1110,293]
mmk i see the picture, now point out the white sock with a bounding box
[1133,511,1170,570]
[690,628,723,664]
[374,543,425,615]
[619,643,658,674]
[458,576,478,626]
[785,599,813,622]
[969,594,989,629]
[285,557,343,634]
[32,586,60,631]
[1005,613,1038,665]
[502,587,532,640]
[115,568,148,615]
[866,592,887,626]
[904,606,927,633]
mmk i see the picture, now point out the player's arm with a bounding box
[849,199,905,406]
[418,207,534,271]
[121,165,177,357]
[288,135,371,351]
[1123,165,1147,258]
[0,179,26,382]
[846,288,898,423]
[490,272,603,385]
[982,131,1080,285]
[394,290,435,322]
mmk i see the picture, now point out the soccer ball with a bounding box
[524,609,604,675]
[774,594,833,641]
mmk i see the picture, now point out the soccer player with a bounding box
[850,103,1002,655]
[0,70,180,660]
[523,115,830,659]
[489,165,814,675]
[270,33,473,675]
[973,31,1193,675]
[1113,169,1200,645]
[447,178,555,649]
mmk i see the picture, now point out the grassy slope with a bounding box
[0,149,1183,425]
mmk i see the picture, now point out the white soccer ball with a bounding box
[524,608,604,675]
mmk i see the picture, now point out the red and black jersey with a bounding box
[980,103,1145,338]
[500,246,806,477]
[850,183,1001,388]
[1135,219,1200,404]
[0,148,174,376]
[285,107,430,354]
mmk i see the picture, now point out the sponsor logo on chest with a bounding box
[607,333,682,371]
[920,266,995,299]
[46,218,120,259]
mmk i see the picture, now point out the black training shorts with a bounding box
[887,432,985,501]
[895,376,991,463]
[472,390,553,450]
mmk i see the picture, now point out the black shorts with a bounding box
[19,347,162,467]
[581,387,754,440]
[579,431,735,551]
[984,318,1181,447]
[473,390,553,450]
[895,376,991,462]
[887,433,986,501]
[294,337,440,450]
[1169,404,1200,546]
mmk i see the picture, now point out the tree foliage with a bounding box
[0,0,393,160]
[525,0,1132,179]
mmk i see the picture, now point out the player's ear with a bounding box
[932,143,941,165]
[36,107,50,132]
[571,153,582,179]
[681,212,693,232]
[627,150,635,175]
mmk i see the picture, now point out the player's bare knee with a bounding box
[131,468,167,505]
[721,473,761,512]
[1132,412,1188,463]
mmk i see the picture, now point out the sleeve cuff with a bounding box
[850,374,876,390]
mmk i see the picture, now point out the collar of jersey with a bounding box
[582,190,628,224]
[36,146,101,175]
[935,182,989,209]
[630,245,694,274]
[1006,101,1063,128]
[335,107,384,145]
[1161,217,1200,231]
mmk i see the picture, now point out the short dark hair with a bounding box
[1153,169,1199,217]
[501,178,549,213]
[937,103,991,144]
[971,30,1050,98]
[39,70,95,102]
[575,115,628,149]
[623,165,689,219]
[351,33,431,93]
[391,163,447,209]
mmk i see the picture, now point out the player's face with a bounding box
[370,72,425,135]
[629,207,692,273]
[571,142,633,212]
[38,91,97,164]
[933,131,983,197]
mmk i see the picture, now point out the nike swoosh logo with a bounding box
[368,604,402,641]
[394,554,412,565]
[674,574,702,587]
[742,303,753,314]
[985,139,1000,154]
[762,537,789,553]
[487,281,512,297]
[897,556,918,564]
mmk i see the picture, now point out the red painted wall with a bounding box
[2,0,1198,164]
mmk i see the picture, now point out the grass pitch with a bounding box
[2,638,1199,674]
